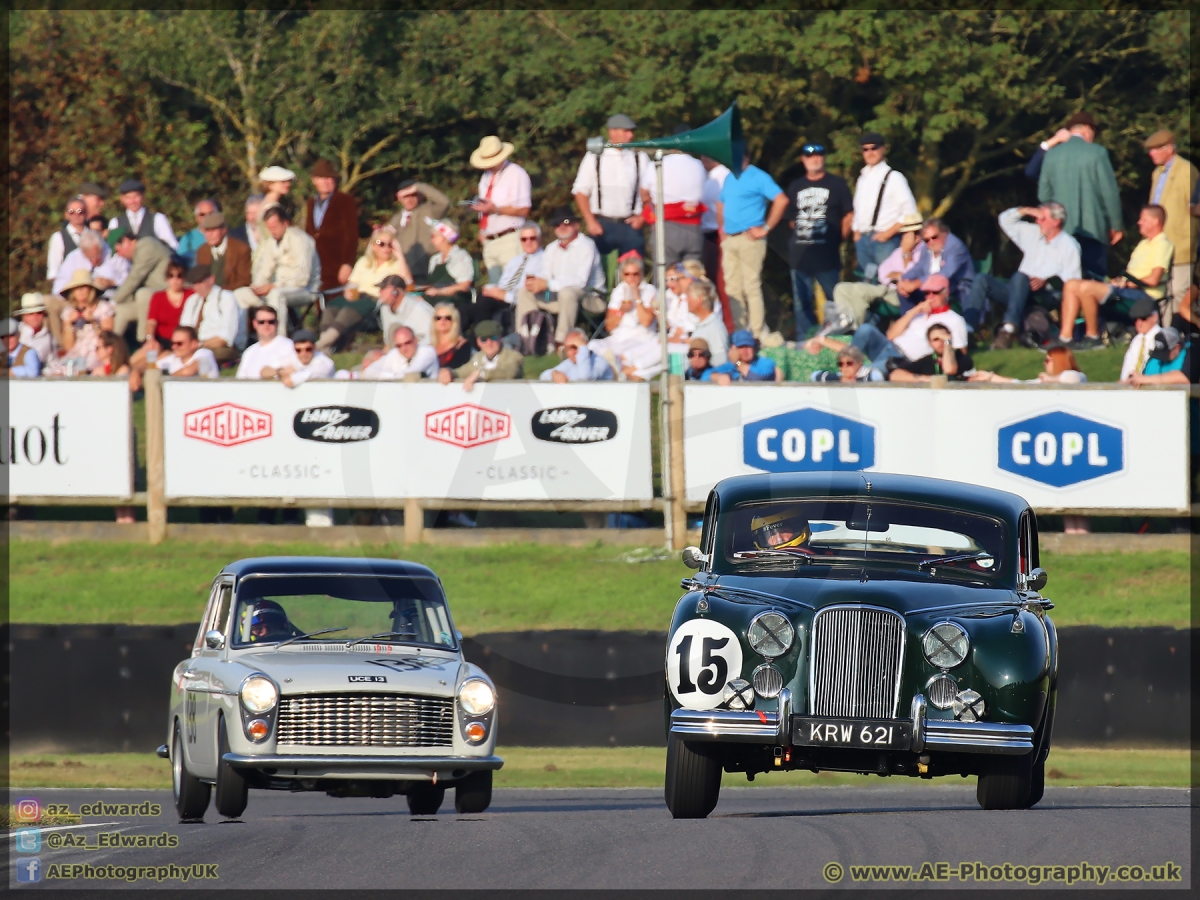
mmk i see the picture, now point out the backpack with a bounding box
[1021,307,1057,348]
[519,309,555,356]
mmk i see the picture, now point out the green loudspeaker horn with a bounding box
[586,102,746,175]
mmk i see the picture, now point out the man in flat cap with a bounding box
[471,135,532,284]
[46,195,89,284]
[108,178,178,250]
[572,113,652,258]
[1145,129,1198,315]
[851,132,919,285]
[390,178,451,276]
[1037,112,1123,281]
[78,182,108,221]
[305,159,360,294]
[195,212,252,291]
[109,226,172,346]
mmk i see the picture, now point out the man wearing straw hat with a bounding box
[470,135,532,284]
[16,293,56,365]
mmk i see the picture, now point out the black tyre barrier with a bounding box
[5,625,1191,752]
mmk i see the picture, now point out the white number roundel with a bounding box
[666,619,743,710]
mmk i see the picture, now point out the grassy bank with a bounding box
[5,747,1190,794]
[8,541,1190,631]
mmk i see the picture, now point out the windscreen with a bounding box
[230,575,456,649]
[721,499,1007,579]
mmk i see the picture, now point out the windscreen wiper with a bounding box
[732,550,813,564]
[345,629,417,648]
[917,552,994,572]
[272,627,348,650]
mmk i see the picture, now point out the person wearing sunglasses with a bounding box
[135,260,193,369]
[154,326,218,378]
[539,329,614,383]
[519,208,607,349]
[438,319,523,391]
[851,132,918,284]
[683,337,714,381]
[810,344,884,383]
[895,218,974,314]
[479,222,545,340]
[786,143,853,340]
[276,328,335,388]
[236,306,299,379]
[362,324,439,381]
[46,196,90,283]
[318,225,415,352]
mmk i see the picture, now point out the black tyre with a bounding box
[976,753,1034,810]
[664,732,722,819]
[407,782,445,815]
[213,716,249,819]
[455,771,493,814]
[172,723,211,821]
[1024,690,1056,809]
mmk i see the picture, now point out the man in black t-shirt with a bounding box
[889,323,975,381]
[785,143,854,340]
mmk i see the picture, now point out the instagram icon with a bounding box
[15,798,41,823]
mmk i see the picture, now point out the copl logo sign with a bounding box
[744,408,875,473]
[998,411,1123,487]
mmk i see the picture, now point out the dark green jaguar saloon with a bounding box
[665,472,1057,816]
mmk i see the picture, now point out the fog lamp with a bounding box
[722,678,754,710]
[953,689,985,722]
[465,722,487,743]
[246,718,269,741]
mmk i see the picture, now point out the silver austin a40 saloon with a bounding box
[158,557,502,820]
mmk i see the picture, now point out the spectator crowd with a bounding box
[7,111,1196,394]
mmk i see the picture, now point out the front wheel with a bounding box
[213,716,249,819]
[455,771,493,814]
[976,752,1033,810]
[172,723,210,821]
[664,732,722,819]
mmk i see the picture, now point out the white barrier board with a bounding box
[162,380,652,501]
[684,385,1190,511]
[5,380,133,498]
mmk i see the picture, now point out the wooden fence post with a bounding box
[404,497,424,545]
[144,368,167,545]
[668,375,687,549]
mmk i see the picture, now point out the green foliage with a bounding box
[9,9,1190,305]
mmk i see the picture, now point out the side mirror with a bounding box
[681,546,709,570]
[1027,568,1048,592]
[204,629,225,650]
[455,629,464,642]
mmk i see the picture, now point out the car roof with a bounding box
[219,557,439,580]
[711,472,1029,525]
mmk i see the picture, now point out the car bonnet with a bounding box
[233,647,463,698]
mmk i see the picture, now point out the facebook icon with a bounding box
[16,857,42,883]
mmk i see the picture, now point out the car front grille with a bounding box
[277,692,455,747]
[809,606,905,719]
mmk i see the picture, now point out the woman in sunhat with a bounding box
[53,269,115,373]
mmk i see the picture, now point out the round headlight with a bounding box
[747,612,794,658]
[922,622,969,669]
[459,679,496,716]
[240,674,278,713]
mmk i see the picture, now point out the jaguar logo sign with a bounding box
[531,407,618,444]
[425,404,511,449]
[184,403,272,447]
[293,406,379,443]
[743,408,875,473]
[998,411,1123,487]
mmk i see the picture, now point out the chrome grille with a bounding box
[277,693,454,747]
[809,606,905,719]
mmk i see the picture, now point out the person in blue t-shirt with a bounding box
[717,156,787,341]
[1131,326,1192,385]
[705,329,782,384]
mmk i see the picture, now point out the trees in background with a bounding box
[10,8,1189,304]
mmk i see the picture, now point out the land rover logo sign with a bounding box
[293,406,380,443]
[531,407,619,444]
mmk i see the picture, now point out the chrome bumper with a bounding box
[670,689,791,744]
[920,719,1034,755]
[221,752,504,779]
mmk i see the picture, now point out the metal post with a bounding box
[144,367,167,545]
[653,150,675,551]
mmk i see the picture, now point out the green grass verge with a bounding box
[4,747,1190,795]
[8,542,1188,630]
[972,345,1125,381]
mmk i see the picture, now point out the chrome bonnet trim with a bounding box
[922,719,1034,755]
[670,707,780,743]
[222,752,503,771]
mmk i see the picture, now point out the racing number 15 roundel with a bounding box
[667,619,743,710]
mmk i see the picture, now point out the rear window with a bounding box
[719,499,1007,579]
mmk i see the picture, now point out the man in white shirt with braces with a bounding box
[851,132,918,284]
[572,113,652,258]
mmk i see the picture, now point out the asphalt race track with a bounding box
[7,786,1189,890]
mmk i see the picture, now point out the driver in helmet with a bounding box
[244,599,294,643]
[750,506,812,550]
